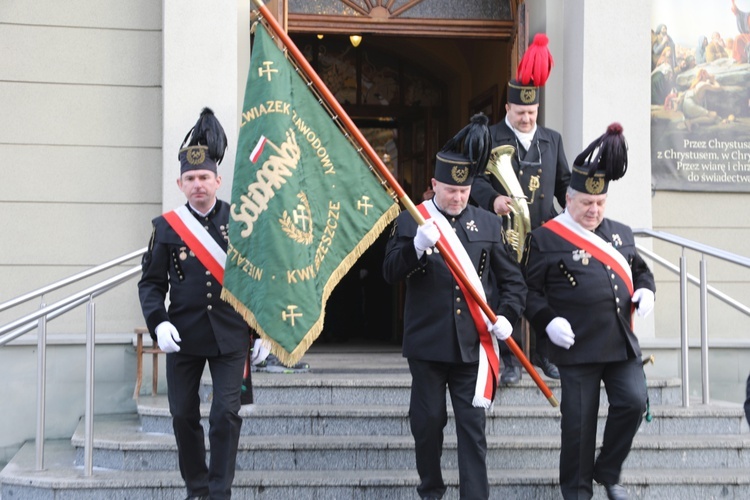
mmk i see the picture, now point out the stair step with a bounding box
[2,344,747,499]
[137,395,747,437]
[204,372,683,407]
[72,413,750,472]
[5,440,750,500]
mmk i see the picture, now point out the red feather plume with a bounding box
[516,33,554,87]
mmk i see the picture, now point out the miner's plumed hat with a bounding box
[434,113,492,186]
[507,33,554,106]
[570,122,628,195]
[178,107,228,174]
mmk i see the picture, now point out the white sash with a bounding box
[421,201,499,409]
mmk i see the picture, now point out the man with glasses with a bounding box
[471,38,570,384]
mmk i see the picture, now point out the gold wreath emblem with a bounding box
[520,88,537,104]
[279,191,314,245]
[585,177,605,195]
[186,146,206,165]
[451,165,469,184]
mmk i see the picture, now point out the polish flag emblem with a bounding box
[250,135,267,163]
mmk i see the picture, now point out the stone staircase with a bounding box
[1,345,749,499]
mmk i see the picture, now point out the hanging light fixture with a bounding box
[316,34,324,40]
[349,35,362,48]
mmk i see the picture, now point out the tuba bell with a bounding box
[484,144,531,262]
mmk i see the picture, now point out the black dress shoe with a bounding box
[500,365,521,385]
[599,482,629,500]
[532,353,560,379]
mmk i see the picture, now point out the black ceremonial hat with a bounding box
[570,122,628,195]
[434,113,492,186]
[178,107,228,174]
[434,151,476,186]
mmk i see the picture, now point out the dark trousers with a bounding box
[408,358,488,500]
[558,358,647,500]
[166,349,246,500]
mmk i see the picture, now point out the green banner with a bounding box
[222,23,399,365]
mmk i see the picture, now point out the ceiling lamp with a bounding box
[317,34,324,40]
[349,35,362,48]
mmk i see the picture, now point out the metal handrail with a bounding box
[0,266,142,345]
[0,248,146,474]
[634,228,750,266]
[635,246,750,317]
[0,248,147,314]
[634,228,750,407]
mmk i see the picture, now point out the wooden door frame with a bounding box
[268,0,522,40]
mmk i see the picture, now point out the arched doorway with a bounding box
[281,1,523,343]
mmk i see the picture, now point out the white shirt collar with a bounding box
[505,115,537,151]
[189,200,216,218]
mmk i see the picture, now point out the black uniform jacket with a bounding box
[472,120,570,229]
[382,202,526,364]
[138,200,250,357]
[523,217,655,366]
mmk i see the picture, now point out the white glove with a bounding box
[632,288,655,317]
[414,220,440,255]
[491,316,513,341]
[155,321,181,353]
[250,338,271,366]
[546,317,575,350]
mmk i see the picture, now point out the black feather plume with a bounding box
[440,112,492,176]
[573,122,628,181]
[180,107,228,164]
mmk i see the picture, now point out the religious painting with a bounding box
[651,0,750,192]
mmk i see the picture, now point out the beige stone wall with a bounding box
[0,0,162,331]
[652,191,750,341]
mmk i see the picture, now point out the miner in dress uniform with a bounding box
[522,123,655,500]
[383,114,526,499]
[138,108,266,500]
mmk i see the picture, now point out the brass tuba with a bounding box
[484,144,531,262]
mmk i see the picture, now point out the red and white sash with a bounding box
[544,211,636,326]
[418,202,499,409]
[543,211,633,295]
[163,205,227,285]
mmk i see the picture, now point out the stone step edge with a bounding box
[3,442,750,489]
[204,375,682,389]
[136,398,745,418]
[72,414,750,451]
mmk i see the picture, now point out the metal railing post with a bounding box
[0,250,146,479]
[679,255,689,407]
[700,257,710,404]
[84,299,96,477]
[35,300,47,471]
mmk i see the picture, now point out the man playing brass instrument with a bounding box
[472,33,570,384]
